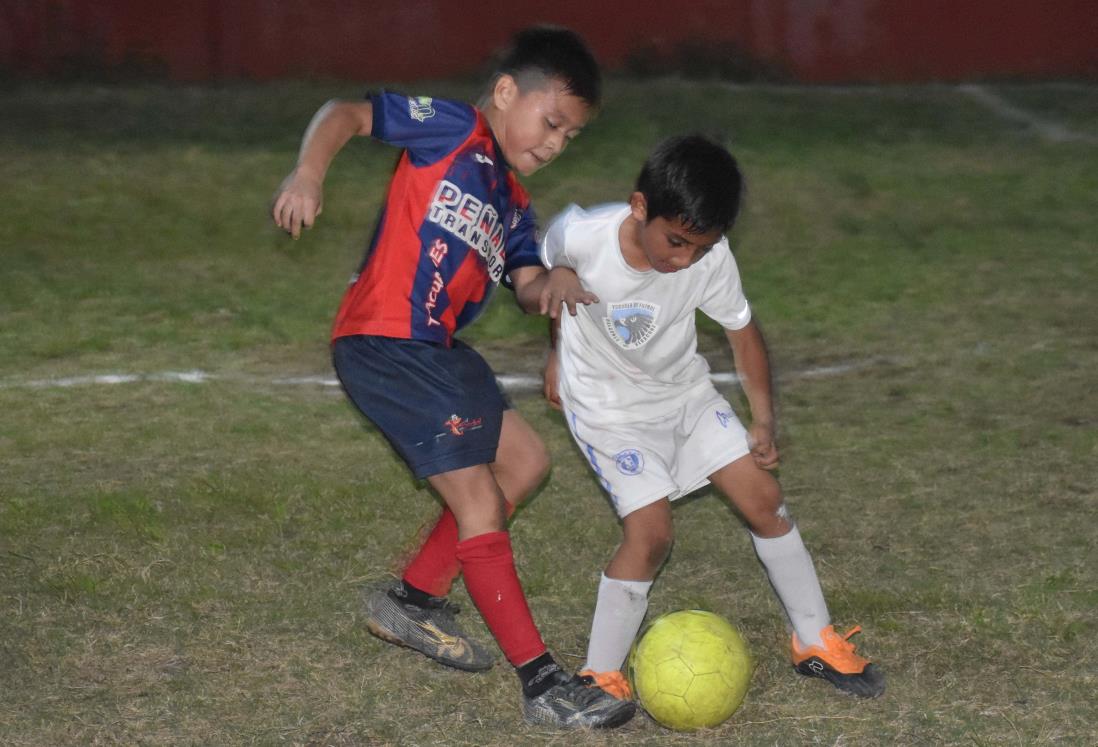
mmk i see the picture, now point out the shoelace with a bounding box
[830,625,863,649]
[425,597,462,617]
[565,677,607,706]
[579,670,632,699]
[819,625,869,669]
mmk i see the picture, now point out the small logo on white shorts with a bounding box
[615,449,644,476]
[715,409,734,428]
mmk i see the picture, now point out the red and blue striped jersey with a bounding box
[332,92,543,346]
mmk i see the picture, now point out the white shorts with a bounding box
[564,385,751,518]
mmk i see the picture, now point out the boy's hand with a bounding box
[272,168,324,239]
[747,422,780,470]
[542,349,562,410]
[539,266,599,318]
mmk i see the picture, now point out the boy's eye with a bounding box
[545,118,560,129]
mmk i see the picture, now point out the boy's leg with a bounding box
[429,464,635,726]
[710,456,884,698]
[401,411,549,597]
[708,456,829,644]
[582,499,670,685]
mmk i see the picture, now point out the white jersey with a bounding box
[540,203,752,421]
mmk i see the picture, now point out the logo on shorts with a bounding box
[715,409,734,428]
[443,414,483,436]
[614,448,644,476]
[604,301,660,350]
[408,96,436,122]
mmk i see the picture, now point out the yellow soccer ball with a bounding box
[628,610,753,731]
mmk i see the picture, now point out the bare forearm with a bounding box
[512,268,549,314]
[726,321,775,426]
[511,265,598,317]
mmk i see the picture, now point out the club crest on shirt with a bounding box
[614,448,644,476]
[408,96,436,122]
[603,301,660,350]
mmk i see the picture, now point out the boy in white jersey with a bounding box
[541,135,885,700]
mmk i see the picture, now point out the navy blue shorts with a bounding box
[332,335,509,479]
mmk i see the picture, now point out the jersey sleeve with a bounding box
[501,201,543,289]
[538,204,581,269]
[368,91,477,167]
[698,242,753,330]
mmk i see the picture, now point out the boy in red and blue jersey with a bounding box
[271,27,633,729]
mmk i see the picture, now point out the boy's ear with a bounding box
[628,192,648,222]
[492,74,519,111]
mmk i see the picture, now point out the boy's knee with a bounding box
[640,526,674,567]
[530,442,551,483]
[749,494,793,537]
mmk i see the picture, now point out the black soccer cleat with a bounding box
[522,670,636,729]
[363,583,496,672]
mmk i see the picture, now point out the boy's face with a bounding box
[628,193,723,273]
[490,74,591,176]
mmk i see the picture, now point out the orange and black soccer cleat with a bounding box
[579,669,633,700]
[792,625,886,698]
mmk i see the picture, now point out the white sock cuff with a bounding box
[750,525,805,560]
[600,573,653,597]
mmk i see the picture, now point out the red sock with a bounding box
[455,531,546,667]
[403,503,515,597]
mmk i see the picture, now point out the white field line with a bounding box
[718,80,1097,145]
[1,359,887,394]
[958,84,1097,144]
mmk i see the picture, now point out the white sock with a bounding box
[583,573,653,672]
[751,526,830,648]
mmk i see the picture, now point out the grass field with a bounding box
[1,78,1096,745]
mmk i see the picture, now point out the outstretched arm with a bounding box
[725,319,780,470]
[509,265,599,318]
[271,100,374,239]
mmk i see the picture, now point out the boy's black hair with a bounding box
[495,26,601,108]
[636,134,743,234]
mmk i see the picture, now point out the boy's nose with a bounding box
[546,130,566,154]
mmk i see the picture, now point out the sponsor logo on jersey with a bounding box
[510,208,523,229]
[427,180,507,283]
[408,96,436,122]
[443,413,483,436]
[604,301,660,349]
[424,271,446,327]
[715,409,734,428]
[614,448,644,476]
[427,237,449,267]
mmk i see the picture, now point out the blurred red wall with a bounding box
[4,0,1097,82]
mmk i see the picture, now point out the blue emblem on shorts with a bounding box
[615,449,644,476]
[604,301,660,350]
[715,409,734,428]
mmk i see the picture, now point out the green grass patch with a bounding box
[1,79,1096,745]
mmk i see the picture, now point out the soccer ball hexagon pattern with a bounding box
[628,609,753,730]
